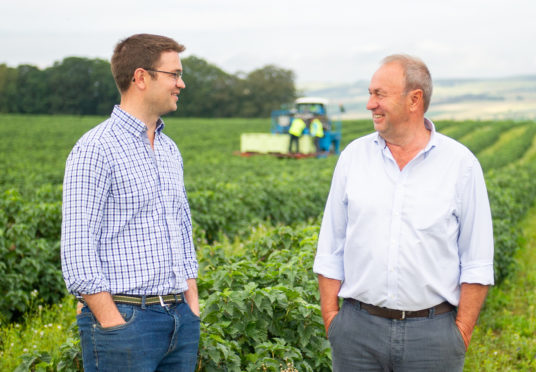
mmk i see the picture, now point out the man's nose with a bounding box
[366,95,377,110]
[176,77,185,89]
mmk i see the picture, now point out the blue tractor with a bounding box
[270,97,342,156]
[241,97,343,157]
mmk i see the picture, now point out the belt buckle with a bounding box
[401,310,406,320]
[158,295,168,307]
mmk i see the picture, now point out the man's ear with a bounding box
[131,68,149,89]
[408,89,423,112]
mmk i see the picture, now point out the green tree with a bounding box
[175,56,241,117]
[240,65,296,117]
[0,64,18,113]
[47,57,118,115]
[14,65,49,114]
[0,57,295,117]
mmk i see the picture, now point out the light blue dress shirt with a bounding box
[61,106,197,296]
[313,119,494,310]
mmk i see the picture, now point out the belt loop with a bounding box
[141,295,146,309]
[428,306,435,318]
[173,294,178,303]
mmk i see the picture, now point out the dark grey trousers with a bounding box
[328,299,466,372]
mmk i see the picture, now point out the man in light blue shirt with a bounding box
[313,54,494,371]
[62,34,200,371]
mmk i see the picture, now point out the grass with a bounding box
[0,295,78,371]
[464,207,536,371]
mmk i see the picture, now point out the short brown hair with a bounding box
[382,54,433,113]
[111,34,185,93]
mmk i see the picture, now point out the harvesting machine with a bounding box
[240,97,343,157]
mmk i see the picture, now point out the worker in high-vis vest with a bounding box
[310,117,325,154]
[288,116,307,153]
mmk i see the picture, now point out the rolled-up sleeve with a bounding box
[313,152,349,280]
[457,156,494,285]
[180,185,198,280]
[61,142,111,295]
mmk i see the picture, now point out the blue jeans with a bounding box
[328,299,466,372]
[76,301,200,372]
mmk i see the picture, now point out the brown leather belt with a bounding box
[346,299,454,320]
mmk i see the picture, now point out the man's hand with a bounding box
[323,310,339,335]
[455,318,473,349]
[184,278,200,317]
[82,292,126,328]
[455,283,489,350]
[318,275,342,337]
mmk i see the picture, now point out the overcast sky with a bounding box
[1,0,535,85]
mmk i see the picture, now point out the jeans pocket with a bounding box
[97,304,137,332]
[183,302,201,320]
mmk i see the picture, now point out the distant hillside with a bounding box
[300,76,536,121]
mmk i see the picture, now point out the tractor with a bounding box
[240,97,342,157]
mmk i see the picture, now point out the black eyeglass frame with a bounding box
[145,69,183,80]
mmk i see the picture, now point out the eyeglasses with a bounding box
[145,69,183,81]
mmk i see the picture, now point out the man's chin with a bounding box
[160,104,178,117]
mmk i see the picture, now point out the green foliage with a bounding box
[464,205,536,371]
[0,57,296,118]
[478,123,536,171]
[198,224,331,371]
[0,186,66,322]
[460,121,517,155]
[2,115,536,370]
[238,65,297,118]
[485,160,536,283]
[0,296,81,372]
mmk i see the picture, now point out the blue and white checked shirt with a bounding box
[314,119,494,310]
[61,106,197,296]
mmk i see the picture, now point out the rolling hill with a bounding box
[301,75,536,121]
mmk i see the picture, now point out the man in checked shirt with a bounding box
[61,34,199,371]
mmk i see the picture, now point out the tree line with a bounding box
[0,56,296,118]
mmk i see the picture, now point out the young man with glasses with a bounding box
[61,34,200,371]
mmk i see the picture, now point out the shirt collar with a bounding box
[111,105,165,138]
[374,117,437,154]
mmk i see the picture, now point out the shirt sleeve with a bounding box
[457,155,495,285]
[313,151,349,280]
[61,142,111,295]
[180,185,198,280]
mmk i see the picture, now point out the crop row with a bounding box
[1,118,536,322]
[2,116,536,370]
[9,152,536,370]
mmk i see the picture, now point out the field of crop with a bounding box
[1,114,536,371]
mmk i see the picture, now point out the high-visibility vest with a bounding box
[289,118,306,136]
[310,118,324,137]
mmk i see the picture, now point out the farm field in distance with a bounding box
[1,113,536,371]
